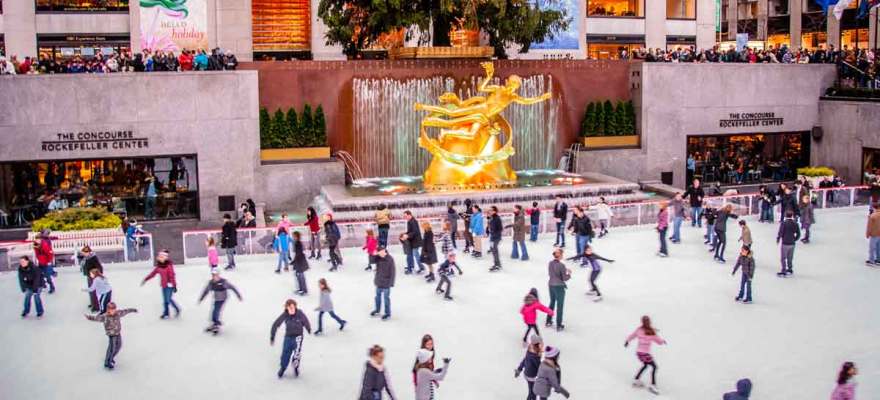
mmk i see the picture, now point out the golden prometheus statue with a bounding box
[415,62,552,189]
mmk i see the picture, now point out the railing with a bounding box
[825,60,880,99]
[0,233,154,272]
[181,186,872,262]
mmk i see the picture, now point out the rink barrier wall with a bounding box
[0,233,154,272]
[179,186,872,263]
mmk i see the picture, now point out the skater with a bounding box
[435,253,456,300]
[79,246,103,313]
[439,221,462,275]
[867,204,880,266]
[683,178,705,227]
[291,231,309,295]
[305,207,323,259]
[371,247,395,320]
[470,205,485,258]
[546,249,571,331]
[84,268,112,314]
[206,237,219,272]
[462,200,474,253]
[362,229,378,272]
[374,204,391,249]
[414,349,451,400]
[703,205,718,245]
[830,361,858,400]
[358,345,397,400]
[314,278,347,335]
[509,205,529,261]
[778,185,799,222]
[420,221,439,282]
[446,206,459,249]
[737,220,752,249]
[799,194,815,243]
[198,270,242,333]
[520,288,553,344]
[273,227,292,273]
[533,346,570,399]
[84,303,137,369]
[270,299,312,378]
[515,334,544,400]
[776,211,801,277]
[33,235,56,294]
[487,206,504,271]
[141,250,180,319]
[669,193,686,243]
[723,379,752,400]
[758,185,776,223]
[18,256,45,318]
[220,213,238,270]
[324,213,343,270]
[528,202,541,242]
[568,206,593,256]
[595,197,614,237]
[402,211,424,274]
[656,202,669,257]
[625,315,667,394]
[712,204,739,263]
[731,246,755,303]
[552,196,568,247]
[568,245,614,301]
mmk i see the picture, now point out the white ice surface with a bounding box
[1,208,878,400]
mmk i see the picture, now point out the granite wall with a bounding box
[577,63,837,189]
[257,160,345,212]
[814,100,880,184]
[0,71,261,223]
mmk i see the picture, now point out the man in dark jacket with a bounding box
[199,271,243,331]
[371,247,396,320]
[778,186,798,222]
[221,213,238,270]
[402,211,423,274]
[528,201,541,242]
[271,299,311,378]
[776,211,801,277]
[552,196,568,247]
[568,207,594,256]
[18,256,45,318]
[79,246,103,312]
[546,249,571,331]
[487,206,504,272]
[683,178,705,227]
[723,378,752,400]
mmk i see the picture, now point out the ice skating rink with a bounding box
[1,208,877,399]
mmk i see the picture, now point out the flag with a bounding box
[859,0,880,18]
[814,0,841,14]
[832,0,854,19]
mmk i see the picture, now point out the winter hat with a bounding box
[529,334,543,345]
[416,349,434,364]
[544,346,560,359]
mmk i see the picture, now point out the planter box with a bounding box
[260,147,331,161]
[581,135,640,150]
[798,174,834,188]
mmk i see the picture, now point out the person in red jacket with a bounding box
[178,50,194,71]
[519,288,554,345]
[141,250,180,319]
[304,207,322,259]
[33,234,56,294]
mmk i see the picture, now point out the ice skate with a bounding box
[648,385,660,394]
[339,321,347,331]
[444,295,453,301]
[632,379,645,388]
[586,290,598,296]
[593,295,603,302]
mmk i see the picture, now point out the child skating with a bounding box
[439,221,463,276]
[625,315,667,394]
[274,227,292,273]
[567,245,615,301]
[435,252,456,300]
[83,267,113,314]
[141,250,180,319]
[314,278,347,335]
[533,346,570,399]
[206,237,219,272]
[198,270,243,334]
[363,229,378,271]
[514,334,543,400]
[84,302,137,369]
[731,246,755,304]
[291,231,309,295]
[520,288,554,346]
[595,196,614,238]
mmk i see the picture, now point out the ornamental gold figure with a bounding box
[415,62,552,189]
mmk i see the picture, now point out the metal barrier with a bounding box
[181,186,871,262]
[0,233,154,271]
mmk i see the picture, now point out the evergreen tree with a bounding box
[594,101,606,136]
[300,104,314,147]
[580,102,593,137]
[270,109,288,148]
[286,108,300,147]
[313,105,327,146]
[259,107,271,148]
[624,100,636,135]
[602,100,614,136]
[613,101,626,136]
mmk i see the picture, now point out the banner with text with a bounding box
[140,0,208,53]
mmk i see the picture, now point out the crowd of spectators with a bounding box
[0,47,238,75]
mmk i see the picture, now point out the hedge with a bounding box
[259,104,328,149]
[797,166,836,177]
[32,207,122,232]
[580,100,636,137]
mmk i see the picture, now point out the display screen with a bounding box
[36,0,129,12]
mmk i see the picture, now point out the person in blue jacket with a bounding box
[469,205,485,258]
[273,227,292,273]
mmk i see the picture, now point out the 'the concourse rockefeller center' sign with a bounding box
[41,130,150,152]
[719,112,785,128]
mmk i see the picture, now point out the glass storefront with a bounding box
[687,132,811,186]
[666,0,695,19]
[801,31,827,50]
[863,148,880,186]
[36,0,128,12]
[587,0,644,17]
[588,43,643,59]
[841,28,869,50]
[37,34,130,62]
[0,156,199,229]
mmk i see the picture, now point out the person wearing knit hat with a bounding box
[515,334,544,400]
[141,249,180,319]
[434,252,456,301]
[324,212,343,271]
[414,349,451,400]
[520,290,554,345]
[533,346,570,399]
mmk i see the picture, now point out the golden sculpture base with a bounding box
[422,156,517,191]
[389,46,494,60]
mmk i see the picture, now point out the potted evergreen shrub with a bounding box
[259,104,331,161]
[796,166,836,187]
[580,100,640,149]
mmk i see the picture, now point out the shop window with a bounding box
[0,156,199,229]
[587,43,643,59]
[587,0,644,17]
[252,0,311,59]
[35,0,128,12]
[767,34,790,49]
[801,31,827,50]
[841,28,868,50]
[863,148,880,186]
[737,1,758,20]
[769,0,788,16]
[686,132,811,186]
[667,0,695,19]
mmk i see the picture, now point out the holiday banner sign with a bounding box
[140,0,209,53]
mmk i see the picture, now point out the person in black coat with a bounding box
[402,211,424,274]
[220,213,238,270]
[79,246,103,312]
[359,345,397,400]
[487,206,504,272]
[552,196,568,247]
[324,213,343,271]
[683,179,705,227]
[291,232,309,295]
[777,186,798,222]
[270,299,312,378]
[712,204,739,263]
[371,247,396,320]
[776,211,801,277]
[419,222,439,283]
[18,256,45,317]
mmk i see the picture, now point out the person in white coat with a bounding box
[414,349,451,400]
[594,197,614,238]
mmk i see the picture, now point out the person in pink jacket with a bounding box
[206,237,219,272]
[831,361,858,400]
[363,229,378,271]
[519,288,554,345]
[625,315,667,394]
[656,202,670,257]
[141,250,180,319]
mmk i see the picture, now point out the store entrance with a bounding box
[686,132,810,187]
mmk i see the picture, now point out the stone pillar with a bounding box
[827,11,841,49]
[790,0,803,49]
[757,0,769,42]
[870,7,878,50]
[696,0,718,50]
[4,0,37,58]
[216,0,254,61]
[644,0,666,49]
[130,5,142,54]
[727,0,738,40]
[311,0,345,60]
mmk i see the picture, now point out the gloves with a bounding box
[624,341,629,348]
[514,369,521,378]
[172,287,178,293]
[442,358,451,364]
[559,388,571,398]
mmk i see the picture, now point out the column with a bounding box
[696,0,718,50]
[644,0,666,49]
[757,0,769,41]
[4,0,38,58]
[869,6,878,50]
[727,0,738,40]
[310,0,345,60]
[827,11,840,49]
[790,0,803,49]
[216,0,254,61]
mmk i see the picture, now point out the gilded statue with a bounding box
[415,62,552,189]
